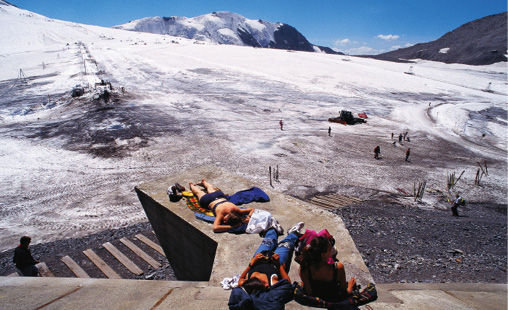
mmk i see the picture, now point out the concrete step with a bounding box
[0,277,505,310]
[49,232,166,280]
[309,193,363,210]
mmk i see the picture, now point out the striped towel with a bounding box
[183,192,214,217]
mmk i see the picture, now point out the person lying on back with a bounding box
[189,179,255,233]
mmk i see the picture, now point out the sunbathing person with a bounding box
[189,179,255,233]
[228,222,305,309]
[299,235,356,302]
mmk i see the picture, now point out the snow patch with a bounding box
[245,19,266,32]
[439,47,450,54]
[217,28,236,38]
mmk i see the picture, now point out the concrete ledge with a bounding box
[0,277,225,310]
[1,277,505,309]
[135,188,217,281]
[134,165,373,286]
[374,283,507,310]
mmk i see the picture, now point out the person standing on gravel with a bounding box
[451,194,466,216]
[328,126,331,137]
[374,146,380,159]
[405,148,411,161]
[13,236,39,276]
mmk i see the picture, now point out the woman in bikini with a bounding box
[299,235,356,302]
[189,179,255,233]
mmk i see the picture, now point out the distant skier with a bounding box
[374,146,380,159]
[279,120,284,131]
[328,126,331,136]
[405,148,411,161]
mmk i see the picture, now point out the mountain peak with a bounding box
[114,11,340,54]
[373,12,507,65]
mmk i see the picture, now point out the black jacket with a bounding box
[13,246,37,269]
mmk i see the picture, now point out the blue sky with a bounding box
[7,0,507,55]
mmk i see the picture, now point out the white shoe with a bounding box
[271,218,284,235]
[288,222,305,235]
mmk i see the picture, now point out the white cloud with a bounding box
[377,34,400,41]
[391,42,414,50]
[344,46,384,55]
[333,38,351,47]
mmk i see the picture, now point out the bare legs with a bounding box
[198,179,216,193]
[189,179,216,201]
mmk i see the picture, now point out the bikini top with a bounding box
[211,200,228,217]
[307,264,342,302]
[248,260,280,287]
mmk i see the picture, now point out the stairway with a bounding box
[8,232,167,280]
[308,193,362,210]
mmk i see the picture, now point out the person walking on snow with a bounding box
[374,146,380,159]
[328,126,331,137]
[405,148,411,161]
[398,134,403,144]
[279,120,284,131]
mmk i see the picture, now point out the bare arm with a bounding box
[272,253,290,282]
[238,265,250,287]
[299,267,313,295]
[238,253,263,286]
[237,207,254,216]
[279,264,290,282]
[212,214,234,233]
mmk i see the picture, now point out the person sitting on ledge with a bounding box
[13,236,39,277]
[299,234,356,302]
[228,222,305,310]
[190,179,255,233]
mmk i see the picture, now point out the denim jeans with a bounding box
[253,228,299,272]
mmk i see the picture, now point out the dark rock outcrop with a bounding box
[269,24,315,52]
[373,12,507,65]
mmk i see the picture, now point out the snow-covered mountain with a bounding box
[374,12,507,65]
[114,11,341,54]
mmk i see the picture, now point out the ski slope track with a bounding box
[0,3,506,251]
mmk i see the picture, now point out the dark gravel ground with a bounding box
[0,222,176,280]
[335,195,507,283]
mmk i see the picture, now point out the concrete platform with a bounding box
[134,165,373,286]
[0,277,505,309]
